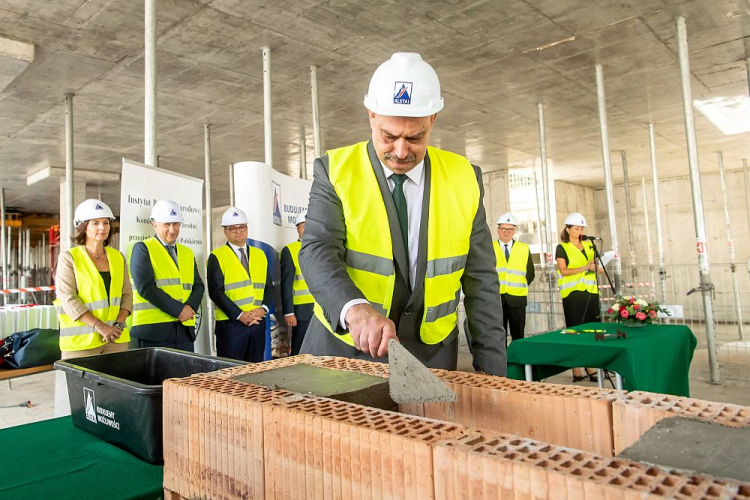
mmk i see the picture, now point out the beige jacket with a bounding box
[55,247,133,321]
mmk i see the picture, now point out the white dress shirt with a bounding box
[228,242,269,316]
[339,159,425,328]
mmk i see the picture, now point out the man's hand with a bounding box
[239,311,260,326]
[286,314,298,327]
[178,305,195,323]
[248,308,266,321]
[345,303,398,358]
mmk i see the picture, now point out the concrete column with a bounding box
[59,180,87,247]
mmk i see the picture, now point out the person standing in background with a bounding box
[280,212,314,355]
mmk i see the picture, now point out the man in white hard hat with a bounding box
[494,213,535,341]
[207,207,273,362]
[280,212,313,355]
[129,200,205,351]
[298,52,506,375]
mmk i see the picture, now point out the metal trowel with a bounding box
[387,339,458,404]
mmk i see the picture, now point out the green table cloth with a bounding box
[507,322,697,396]
[0,417,163,500]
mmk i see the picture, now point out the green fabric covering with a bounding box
[0,417,163,499]
[507,322,697,396]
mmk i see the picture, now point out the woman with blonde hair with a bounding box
[54,199,131,359]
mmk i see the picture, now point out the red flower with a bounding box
[619,305,626,312]
[649,310,657,318]
[607,308,613,314]
[635,312,647,321]
[620,310,629,318]
[633,304,640,310]
[629,298,635,304]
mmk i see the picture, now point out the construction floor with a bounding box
[2,335,749,430]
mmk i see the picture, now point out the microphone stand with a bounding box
[589,239,616,295]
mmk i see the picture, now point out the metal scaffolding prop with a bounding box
[620,151,637,293]
[717,151,744,340]
[595,64,622,296]
[310,65,322,159]
[537,102,557,331]
[300,137,307,180]
[0,188,5,306]
[676,15,720,383]
[144,0,157,167]
[64,93,75,252]
[203,124,215,355]
[263,47,273,168]
[640,177,656,300]
[744,159,750,228]
[229,163,235,207]
[649,124,668,304]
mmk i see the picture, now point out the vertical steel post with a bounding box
[263,47,273,168]
[676,15,720,383]
[65,93,75,252]
[533,170,546,263]
[229,163,235,207]
[0,188,5,306]
[300,137,307,180]
[641,177,656,300]
[717,151,744,340]
[202,124,214,355]
[537,103,557,330]
[743,159,750,228]
[621,151,638,293]
[144,0,157,167]
[310,65,322,159]
[595,64,622,296]
[649,124,668,304]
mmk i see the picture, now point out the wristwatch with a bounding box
[113,321,127,330]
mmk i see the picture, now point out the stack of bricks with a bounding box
[613,390,750,453]
[163,356,750,499]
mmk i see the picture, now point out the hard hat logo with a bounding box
[170,209,177,216]
[233,211,238,217]
[393,82,412,105]
[95,203,103,210]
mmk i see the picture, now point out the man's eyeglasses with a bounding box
[225,225,248,233]
[498,227,515,232]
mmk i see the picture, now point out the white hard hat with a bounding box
[496,212,517,226]
[564,212,587,227]
[74,199,115,226]
[363,53,444,118]
[295,212,306,226]
[150,200,183,223]
[221,207,249,226]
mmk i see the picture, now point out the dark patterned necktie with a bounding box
[390,173,409,266]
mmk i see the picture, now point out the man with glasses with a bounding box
[207,207,273,361]
[130,200,205,351]
[494,213,535,341]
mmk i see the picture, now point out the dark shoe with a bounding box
[572,375,587,383]
[587,370,599,383]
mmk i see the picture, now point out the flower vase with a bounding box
[619,318,645,328]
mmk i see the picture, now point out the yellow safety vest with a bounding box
[493,240,530,297]
[313,141,479,345]
[557,241,599,299]
[211,244,268,321]
[285,240,313,306]
[54,246,129,352]
[131,237,195,327]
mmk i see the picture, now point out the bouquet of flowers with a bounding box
[604,296,671,326]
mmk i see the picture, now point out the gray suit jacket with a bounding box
[299,141,506,376]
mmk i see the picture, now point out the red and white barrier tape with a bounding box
[0,286,55,295]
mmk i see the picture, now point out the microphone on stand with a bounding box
[581,235,602,241]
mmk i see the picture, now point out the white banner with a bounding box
[118,158,209,354]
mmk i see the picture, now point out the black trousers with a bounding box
[215,318,266,362]
[502,295,527,342]
[137,335,194,352]
[562,291,601,327]
[290,320,310,356]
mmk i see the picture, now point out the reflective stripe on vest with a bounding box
[131,237,196,326]
[557,241,599,298]
[313,142,479,345]
[211,244,268,321]
[286,240,313,306]
[493,240,530,297]
[54,246,129,352]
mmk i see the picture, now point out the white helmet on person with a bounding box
[563,212,587,227]
[496,212,517,226]
[74,199,115,226]
[150,200,183,223]
[363,53,444,118]
[295,212,306,227]
[221,207,249,227]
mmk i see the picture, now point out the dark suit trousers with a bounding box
[291,319,310,356]
[215,318,266,362]
[137,331,194,352]
[501,294,527,342]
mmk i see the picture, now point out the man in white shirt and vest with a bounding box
[298,52,506,375]
[280,212,313,355]
[494,213,535,341]
[207,207,274,362]
[129,200,205,351]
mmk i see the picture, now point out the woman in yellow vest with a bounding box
[555,212,603,382]
[54,199,131,359]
